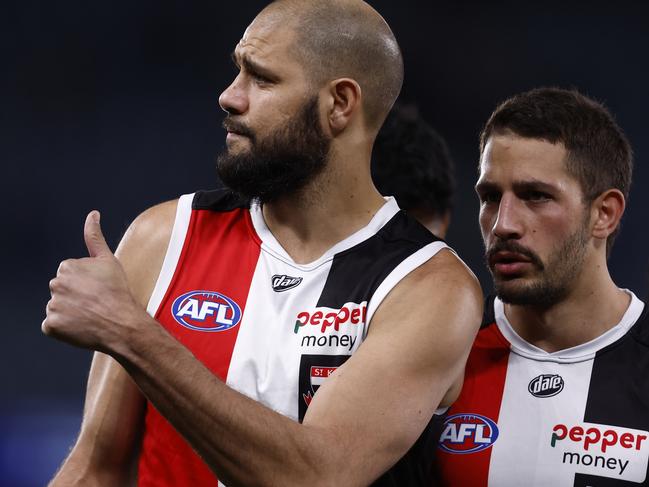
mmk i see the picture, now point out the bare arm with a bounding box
[44,208,482,487]
[50,353,144,486]
[48,201,177,486]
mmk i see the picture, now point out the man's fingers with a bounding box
[84,210,113,258]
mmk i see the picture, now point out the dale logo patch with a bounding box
[271,274,303,292]
[529,374,564,398]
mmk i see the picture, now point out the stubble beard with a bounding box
[489,219,591,308]
[216,96,331,204]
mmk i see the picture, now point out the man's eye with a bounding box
[251,73,272,85]
[480,192,500,204]
[525,191,551,201]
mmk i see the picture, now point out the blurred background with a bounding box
[2,1,648,484]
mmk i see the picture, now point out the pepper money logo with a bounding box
[171,290,242,332]
[549,422,649,482]
[293,301,366,352]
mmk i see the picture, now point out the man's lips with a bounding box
[226,131,248,139]
[490,251,533,276]
[223,119,253,139]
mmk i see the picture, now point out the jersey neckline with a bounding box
[494,290,645,363]
[248,196,401,271]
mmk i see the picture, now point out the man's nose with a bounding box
[219,76,248,115]
[492,194,523,240]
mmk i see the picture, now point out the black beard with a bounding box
[216,97,331,204]
[486,218,590,308]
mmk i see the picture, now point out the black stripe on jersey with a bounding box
[575,306,649,487]
[481,295,497,329]
[192,188,250,211]
[631,304,649,346]
[315,211,440,309]
[373,414,447,487]
[309,210,441,487]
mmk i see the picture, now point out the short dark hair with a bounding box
[372,104,455,216]
[480,87,633,253]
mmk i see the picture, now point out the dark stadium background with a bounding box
[2,1,648,485]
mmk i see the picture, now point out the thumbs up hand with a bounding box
[42,211,146,353]
[84,209,113,259]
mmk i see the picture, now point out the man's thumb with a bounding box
[84,210,112,258]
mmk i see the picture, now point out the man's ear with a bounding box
[590,189,626,240]
[324,78,362,135]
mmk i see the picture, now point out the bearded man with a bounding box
[434,87,649,486]
[42,1,481,485]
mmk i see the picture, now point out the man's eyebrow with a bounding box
[474,180,498,194]
[231,51,278,81]
[230,51,239,67]
[475,179,557,194]
[511,180,557,193]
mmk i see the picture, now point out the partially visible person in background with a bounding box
[372,103,455,238]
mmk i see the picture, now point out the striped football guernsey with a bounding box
[137,189,450,486]
[434,292,649,486]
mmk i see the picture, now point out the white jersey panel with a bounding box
[224,253,332,419]
[146,193,194,316]
[488,354,594,486]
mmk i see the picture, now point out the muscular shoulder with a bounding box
[369,249,483,368]
[418,249,482,340]
[404,248,481,295]
[116,199,178,307]
[376,249,482,323]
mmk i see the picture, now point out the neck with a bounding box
[261,142,385,264]
[504,256,631,353]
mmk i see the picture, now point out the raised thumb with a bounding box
[84,210,112,258]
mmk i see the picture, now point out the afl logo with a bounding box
[171,290,242,332]
[528,374,564,398]
[438,413,499,454]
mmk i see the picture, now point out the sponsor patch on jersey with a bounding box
[271,274,302,292]
[294,301,367,334]
[171,290,242,332]
[528,374,564,398]
[293,302,366,352]
[298,354,350,422]
[438,413,499,454]
[549,422,649,482]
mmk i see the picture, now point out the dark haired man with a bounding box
[434,87,649,486]
[372,104,455,238]
[42,1,481,486]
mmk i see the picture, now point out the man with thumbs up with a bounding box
[43,1,482,485]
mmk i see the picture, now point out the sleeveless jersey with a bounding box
[137,189,450,486]
[434,292,649,486]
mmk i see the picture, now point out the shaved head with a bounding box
[257,0,404,130]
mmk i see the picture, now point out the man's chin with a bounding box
[225,139,252,156]
[493,277,535,305]
[494,277,564,307]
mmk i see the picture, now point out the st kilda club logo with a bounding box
[298,354,350,422]
[271,274,303,292]
[528,374,564,398]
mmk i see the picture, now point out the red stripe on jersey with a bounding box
[436,323,510,487]
[138,207,261,486]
